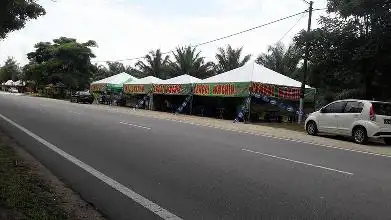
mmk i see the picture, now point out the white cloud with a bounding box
[0,0,328,67]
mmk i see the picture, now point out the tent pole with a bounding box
[189,95,194,115]
[246,96,251,123]
[149,93,154,110]
[313,88,317,112]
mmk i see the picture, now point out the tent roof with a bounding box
[159,74,201,85]
[91,72,137,85]
[201,62,312,88]
[4,80,14,86]
[14,80,25,86]
[124,76,162,85]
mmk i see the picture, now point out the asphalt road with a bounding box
[1,93,391,219]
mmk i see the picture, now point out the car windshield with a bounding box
[372,102,391,116]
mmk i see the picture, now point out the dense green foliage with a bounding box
[91,62,141,81]
[169,46,215,79]
[256,42,302,80]
[23,37,97,90]
[294,0,391,102]
[0,0,45,39]
[215,45,251,74]
[135,49,171,79]
[0,57,22,82]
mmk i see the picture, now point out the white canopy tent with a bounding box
[153,74,202,95]
[201,62,311,88]
[159,74,202,84]
[4,80,14,86]
[124,76,163,85]
[14,80,26,86]
[193,62,314,100]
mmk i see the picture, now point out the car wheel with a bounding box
[306,121,318,136]
[352,126,368,144]
[384,138,391,146]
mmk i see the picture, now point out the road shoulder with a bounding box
[0,129,105,220]
[88,103,391,157]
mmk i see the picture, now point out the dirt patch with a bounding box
[0,129,106,220]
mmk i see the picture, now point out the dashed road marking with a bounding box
[242,148,354,176]
[119,121,151,130]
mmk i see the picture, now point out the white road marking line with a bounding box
[119,121,151,130]
[242,148,354,176]
[68,110,81,115]
[0,113,181,220]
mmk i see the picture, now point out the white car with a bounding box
[8,88,18,93]
[305,99,391,145]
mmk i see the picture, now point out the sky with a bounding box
[0,0,328,67]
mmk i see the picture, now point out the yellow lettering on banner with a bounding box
[194,84,209,95]
[212,84,236,96]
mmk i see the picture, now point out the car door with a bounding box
[317,101,347,133]
[337,101,364,135]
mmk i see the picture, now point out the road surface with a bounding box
[1,93,391,219]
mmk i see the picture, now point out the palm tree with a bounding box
[215,45,251,73]
[256,42,302,79]
[170,46,215,79]
[135,49,171,79]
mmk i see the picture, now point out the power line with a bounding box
[277,13,306,42]
[95,10,308,63]
[191,10,307,48]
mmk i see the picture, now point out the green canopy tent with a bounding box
[123,76,163,95]
[90,72,138,93]
[123,76,163,109]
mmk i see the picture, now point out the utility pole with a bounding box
[298,0,313,124]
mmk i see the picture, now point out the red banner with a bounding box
[250,82,275,97]
[90,83,106,92]
[165,85,181,94]
[123,85,145,94]
[278,87,301,100]
[153,84,182,95]
[250,82,301,100]
[211,84,236,96]
[193,84,209,95]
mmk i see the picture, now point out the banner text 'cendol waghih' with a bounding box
[193,83,250,97]
[153,84,192,95]
[90,83,106,92]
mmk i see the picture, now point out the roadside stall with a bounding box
[1,80,19,92]
[193,62,315,121]
[123,76,162,109]
[152,74,201,113]
[90,72,138,105]
[14,80,26,93]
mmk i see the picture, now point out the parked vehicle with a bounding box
[8,87,18,93]
[305,99,391,145]
[70,91,94,104]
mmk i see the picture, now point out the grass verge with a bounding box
[0,141,67,219]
